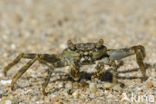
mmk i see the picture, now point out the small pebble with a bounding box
[107,93,114,99]
[145,80,154,89]
[0,80,12,85]
[59,44,66,49]
[53,101,63,104]
[103,82,113,89]
[58,82,64,88]
[89,82,97,94]
[11,44,16,50]
[65,82,73,89]
[112,84,122,91]
[72,90,80,99]
[112,83,125,91]
[0,90,2,94]
[5,100,12,104]
[0,72,4,78]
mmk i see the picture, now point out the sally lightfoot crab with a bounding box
[3,39,148,95]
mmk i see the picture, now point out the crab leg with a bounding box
[3,53,59,76]
[92,62,105,81]
[107,45,147,81]
[39,60,54,95]
[6,53,59,90]
[110,60,118,84]
[42,69,52,95]
[4,53,25,76]
[69,62,80,81]
[11,56,38,90]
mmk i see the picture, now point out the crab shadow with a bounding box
[51,62,154,83]
[117,63,152,80]
[14,63,155,96]
[49,70,113,83]
[16,63,154,92]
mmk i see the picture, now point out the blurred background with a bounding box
[0,0,156,103]
[0,0,156,63]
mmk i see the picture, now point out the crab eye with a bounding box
[96,39,104,48]
[67,40,76,50]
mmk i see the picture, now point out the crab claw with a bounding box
[107,45,147,82]
[67,40,76,50]
[96,39,104,48]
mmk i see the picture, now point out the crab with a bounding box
[3,39,148,95]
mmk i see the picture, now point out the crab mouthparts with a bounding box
[80,56,92,62]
